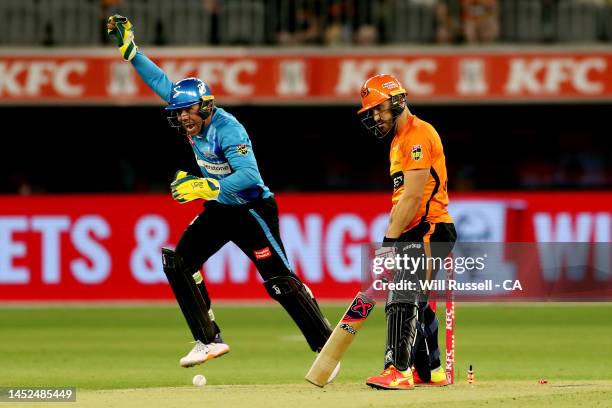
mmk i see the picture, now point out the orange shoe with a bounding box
[412,367,449,387]
[366,365,414,390]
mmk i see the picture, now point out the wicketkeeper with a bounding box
[107,15,334,372]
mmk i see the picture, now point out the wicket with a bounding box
[445,262,455,385]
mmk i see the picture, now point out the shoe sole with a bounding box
[180,347,230,368]
[366,381,414,390]
[414,381,450,387]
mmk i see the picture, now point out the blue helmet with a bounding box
[165,77,214,111]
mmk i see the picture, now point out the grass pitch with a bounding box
[1,303,611,407]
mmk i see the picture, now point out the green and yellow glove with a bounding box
[106,15,138,61]
[171,170,221,203]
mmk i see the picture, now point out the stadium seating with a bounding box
[0,0,610,46]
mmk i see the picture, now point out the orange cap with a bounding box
[358,74,406,114]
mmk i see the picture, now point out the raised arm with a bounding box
[107,15,173,102]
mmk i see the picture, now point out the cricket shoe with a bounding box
[412,366,450,386]
[179,340,230,368]
[365,365,414,390]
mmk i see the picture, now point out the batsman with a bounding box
[107,15,334,371]
[358,74,457,389]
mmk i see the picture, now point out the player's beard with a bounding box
[376,118,394,137]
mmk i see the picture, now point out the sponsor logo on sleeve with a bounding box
[391,171,404,190]
[197,159,231,175]
[236,144,249,155]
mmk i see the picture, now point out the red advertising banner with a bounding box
[1,48,612,104]
[0,192,610,301]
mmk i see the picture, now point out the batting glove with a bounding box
[107,15,138,61]
[170,170,220,203]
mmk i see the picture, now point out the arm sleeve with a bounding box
[400,127,434,171]
[217,124,261,194]
[130,50,173,102]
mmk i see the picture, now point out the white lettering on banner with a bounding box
[457,59,488,95]
[505,58,606,95]
[31,216,70,284]
[70,216,111,284]
[222,60,256,95]
[196,62,224,88]
[369,214,390,243]
[534,212,611,281]
[131,215,169,284]
[335,59,436,96]
[0,62,25,95]
[24,62,54,95]
[534,212,594,242]
[277,60,308,96]
[162,61,196,82]
[204,243,251,283]
[0,61,86,97]
[0,216,29,284]
[280,215,323,282]
[161,60,256,95]
[52,61,86,96]
[325,214,367,282]
[107,61,137,96]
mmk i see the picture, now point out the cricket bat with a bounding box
[305,291,376,387]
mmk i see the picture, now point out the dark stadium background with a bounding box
[1,103,609,194]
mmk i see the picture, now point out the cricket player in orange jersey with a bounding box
[358,74,457,390]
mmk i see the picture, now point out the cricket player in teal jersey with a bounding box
[107,16,336,378]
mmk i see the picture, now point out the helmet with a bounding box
[166,77,214,110]
[357,74,407,139]
[166,77,215,130]
[358,74,406,114]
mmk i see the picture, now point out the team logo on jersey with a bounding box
[236,144,249,155]
[411,144,422,161]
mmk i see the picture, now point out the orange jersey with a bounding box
[389,115,453,232]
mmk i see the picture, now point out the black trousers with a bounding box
[175,196,293,284]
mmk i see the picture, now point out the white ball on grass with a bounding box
[192,374,207,387]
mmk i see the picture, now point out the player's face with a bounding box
[176,104,204,136]
[371,100,394,135]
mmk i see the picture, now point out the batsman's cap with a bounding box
[165,77,214,110]
[358,74,406,114]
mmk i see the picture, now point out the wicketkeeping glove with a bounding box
[107,15,138,61]
[170,170,220,203]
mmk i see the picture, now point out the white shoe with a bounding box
[179,340,230,368]
[327,361,341,384]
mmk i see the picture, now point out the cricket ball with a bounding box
[193,374,207,387]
